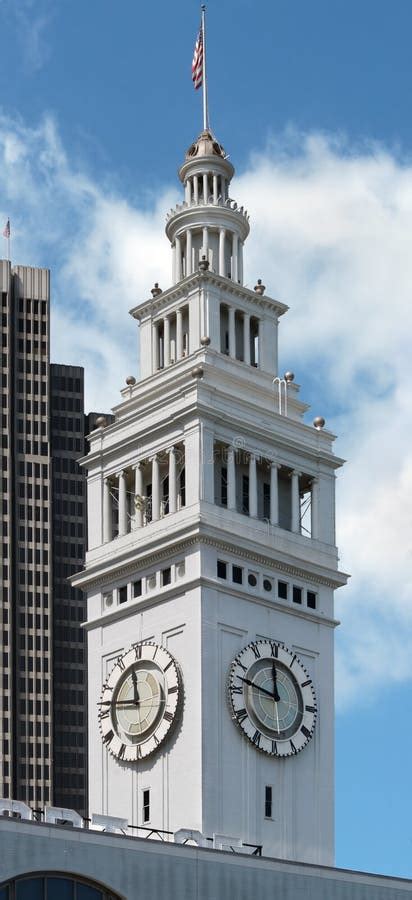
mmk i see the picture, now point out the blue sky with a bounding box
[1,0,412,879]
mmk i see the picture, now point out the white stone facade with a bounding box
[72,129,348,866]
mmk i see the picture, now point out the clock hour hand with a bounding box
[237,676,278,700]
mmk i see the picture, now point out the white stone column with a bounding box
[243,313,250,365]
[185,180,191,204]
[168,447,177,514]
[227,447,236,511]
[103,478,112,543]
[238,241,244,284]
[172,244,176,284]
[134,463,143,528]
[291,470,301,534]
[255,317,260,367]
[151,456,160,523]
[203,172,208,202]
[194,175,199,203]
[213,174,218,203]
[186,230,192,276]
[228,306,236,358]
[152,322,159,373]
[118,470,128,537]
[311,478,319,540]
[202,226,209,260]
[232,233,239,282]
[175,236,182,282]
[221,177,226,200]
[176,307,183,360]
[270,463,279,526]
[163,316,170,367]
[219,228,226,276]
[249,454,257,518]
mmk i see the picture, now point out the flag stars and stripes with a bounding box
[3,219,10,239]
[192,25,203,90]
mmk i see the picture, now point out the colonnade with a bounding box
[222,445,320,538]
[184,172,227,206]
[221,304,260,365]
[103,446,184,543]
[152,306,189,371]
[172,226,244,282]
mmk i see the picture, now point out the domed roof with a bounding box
[185,129,227,160]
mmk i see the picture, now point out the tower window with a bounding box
[118,586,127,604]
[162,567,171,586]
[248,572,257,587]
[292,586,302,605]
[263,578,272,592]
[217,560,227,579]
[307,590,317,609]
[265,785,272,819]
[278,581,288,600]
[143,788,150,823]
[232,565,243,585]
[133,579,142,598]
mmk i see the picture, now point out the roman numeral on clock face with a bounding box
[251,643,261,659]
[301,679,311,688]
[301,725,311,739]
[168,685,178,694]
[235,708,248,724]
[231,684,243,695]
[116,655,126,671]
[102,730,114,745]
[269,642,278,657]
[132,643,142,660]
[164,710,173,722]
[252,730,261,747]
[118,743,126,760]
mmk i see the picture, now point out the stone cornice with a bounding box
[71,529,348,594]
[129,271,288,321]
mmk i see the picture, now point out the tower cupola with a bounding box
[166,129,250,284]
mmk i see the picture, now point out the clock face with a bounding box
[228,640,316,757]
[98,642,181,761]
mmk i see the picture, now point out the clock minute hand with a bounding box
[272,662,281,702]
[238,676,277,701]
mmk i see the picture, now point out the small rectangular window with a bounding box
[307,590,317,609]
[263,482,270,519]
[265,785,272,819]
[217,560,227,579]
[278,581,288,600]
[118,586,128,604]
[133,579,142,598]
[292,586,302,605]
[143,788,150,823]
[162,567,171,586]
[232,565,243,585]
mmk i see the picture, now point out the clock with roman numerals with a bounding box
[98,642,182,761]
[228,639,316,758]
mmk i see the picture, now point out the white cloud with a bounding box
[0,112,411,710]
[1,0,53,72]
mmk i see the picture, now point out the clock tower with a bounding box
[73,128,347,865]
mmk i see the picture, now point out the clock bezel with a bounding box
[98,641,182,762]
[228,639,317,758]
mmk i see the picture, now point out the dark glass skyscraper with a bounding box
[0,261,110,816]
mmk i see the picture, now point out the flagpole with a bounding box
[201,4,209,131]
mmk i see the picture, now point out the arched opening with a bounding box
[0,872,122,900]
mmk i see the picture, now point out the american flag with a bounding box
[192,24,203,90]
[3,219,10,239]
